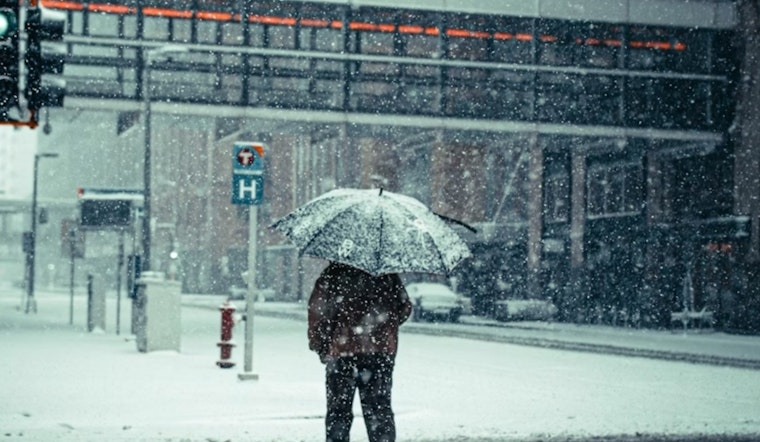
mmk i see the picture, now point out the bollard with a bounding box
[86,274,106,333]
[217,299,236,368]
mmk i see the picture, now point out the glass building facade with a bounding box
[45,0,750,329]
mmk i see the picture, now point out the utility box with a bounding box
[134,271,181,352]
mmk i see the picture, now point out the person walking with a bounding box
[308,261,413,442]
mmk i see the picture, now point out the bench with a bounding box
[670,307,714,331]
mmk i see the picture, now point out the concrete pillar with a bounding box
[526,134,543,295]
[570,150,586,269]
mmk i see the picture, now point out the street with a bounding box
[1,289,760,442]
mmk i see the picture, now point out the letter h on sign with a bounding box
[232,174,264,205]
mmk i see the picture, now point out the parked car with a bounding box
[407,282,470,323]
[493,299,558,322]
[228,271,275,301]
[228,285,247,300]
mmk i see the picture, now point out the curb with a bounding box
[183,301,760,371]
[401,324,760,370]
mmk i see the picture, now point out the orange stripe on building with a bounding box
[41,0,84,11]
[516,33,533,41]
[143,7,192,19]
[196,11,232,21]
[399,25,423,34]
[631,40,675,50]
[447,28,489,39]
[647,41,671,50]
[301,18,329,27]
[349,22,376,31]
[349,22,395,32]
[89,3,135,14]
[32,3,690,54]
[250,15,297,26]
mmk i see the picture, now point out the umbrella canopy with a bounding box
[270,188,472,276]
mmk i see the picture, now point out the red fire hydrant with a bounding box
[217,299,236,369]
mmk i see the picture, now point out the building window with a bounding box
[445,14,491,61]
[626,78,712,130]
[587,159,643,218]
[313,27,343,52]
[537,20,621,69]
[491,17,534,64]
[143,16,171,40]
[627,26,710,74]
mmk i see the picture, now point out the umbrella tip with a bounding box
[379,187,384,196]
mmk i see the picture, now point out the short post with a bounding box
[86,274,106,332]
[68,228,75,325]
[86,274,92,329]
[115,232,124,335]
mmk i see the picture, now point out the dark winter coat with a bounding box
[308,262,412,362]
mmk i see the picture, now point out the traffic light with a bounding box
[0,0,20,121]
[25,6,66,110]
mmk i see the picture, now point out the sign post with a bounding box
[231,141,264,381]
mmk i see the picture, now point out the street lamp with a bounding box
[25,152,59,313]
[142,45,188,272]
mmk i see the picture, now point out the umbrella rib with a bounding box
[422,212,465,275]
[434,212,478,233]
[432,234,450,275]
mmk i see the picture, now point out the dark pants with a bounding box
[325,354,396,442]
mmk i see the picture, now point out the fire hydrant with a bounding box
[217,299,236,368]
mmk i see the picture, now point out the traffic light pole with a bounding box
[25,155,41,313]
[142,59,152,272]
[141,45,187,273]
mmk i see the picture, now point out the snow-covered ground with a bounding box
[2,287,760,442]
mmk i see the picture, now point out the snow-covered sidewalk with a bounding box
[0,288,329,441]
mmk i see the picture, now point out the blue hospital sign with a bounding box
[231,142,265,206]
[232,174,264,205]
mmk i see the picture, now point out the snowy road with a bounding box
[1,290,760,442]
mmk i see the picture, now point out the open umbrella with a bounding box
[270,188,472,276]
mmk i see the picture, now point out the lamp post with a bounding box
[142,45,187,272]
[26,152,59,313]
